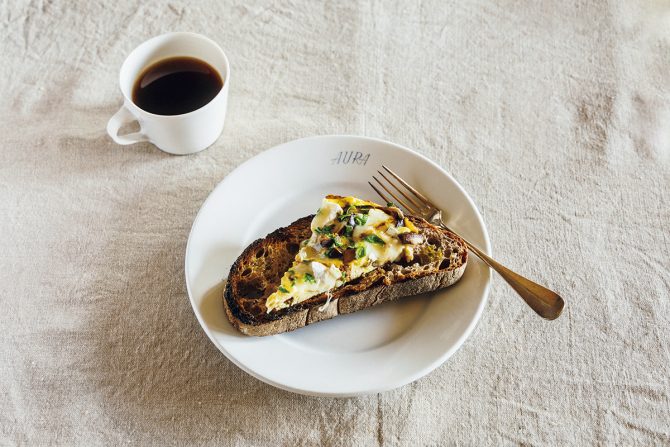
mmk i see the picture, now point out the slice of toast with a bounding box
[223,215,468,336]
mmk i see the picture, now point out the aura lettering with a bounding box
[330,151,371,165]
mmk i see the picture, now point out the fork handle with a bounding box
[445,226,565,320]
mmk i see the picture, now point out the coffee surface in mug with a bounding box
[132,56,223,115]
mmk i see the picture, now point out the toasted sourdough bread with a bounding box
[224,215,468,336]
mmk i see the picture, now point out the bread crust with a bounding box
[223,215,467,336]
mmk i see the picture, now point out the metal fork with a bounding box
[370,165,565,320]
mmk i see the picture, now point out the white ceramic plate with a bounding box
[185,135,491,396]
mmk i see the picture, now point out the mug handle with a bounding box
[106,105,149,145]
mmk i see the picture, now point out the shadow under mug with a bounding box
[107,32,230,155]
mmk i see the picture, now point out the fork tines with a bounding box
[369,165,434,216]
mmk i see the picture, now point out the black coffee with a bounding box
[132,56,223,115]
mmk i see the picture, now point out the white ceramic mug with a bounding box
[107,32,230,155]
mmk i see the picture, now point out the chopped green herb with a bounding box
[387,202,396,207]
[331,235,345,248]
[315,225,334,234]
[364,234,385,245]
[355,246,366,259]
[343,225,354,237]
[338,213,351,221]
[278,286,289,293]
[304,273,315,283]
[354,214,368,226]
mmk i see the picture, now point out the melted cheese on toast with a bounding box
[265,195,417,312]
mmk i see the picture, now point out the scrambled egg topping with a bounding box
[265,195,418,312]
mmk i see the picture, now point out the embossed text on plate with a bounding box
[331,151,370,166]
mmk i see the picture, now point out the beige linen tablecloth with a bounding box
[2,1,669,445]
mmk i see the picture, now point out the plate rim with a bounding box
[184,134,492,396]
